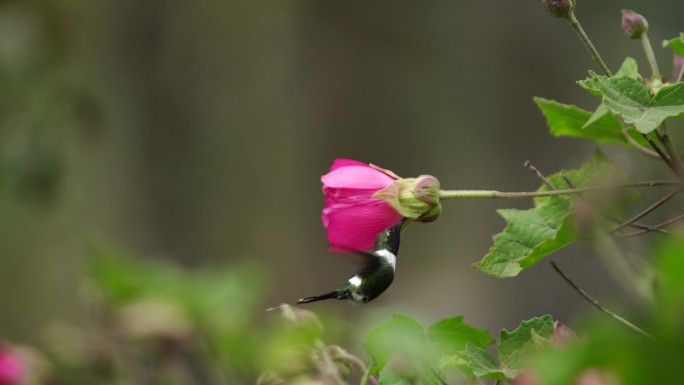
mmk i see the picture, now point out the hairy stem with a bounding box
[568,13,613,76]
[640,33,661,78]
[438,180,680,200]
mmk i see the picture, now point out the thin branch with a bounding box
[656,123,683,175]
[524,161,557,190]
[561,174,671,235]
[550,261,654,340]
[616,213,684,238]
[642,133,682,177]
[609,190,681,233]
[621,130,660,159]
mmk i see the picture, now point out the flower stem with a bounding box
[640,33,661,78]
[360,360,373,385]
[568,12,613,76]
[438,180,680,200]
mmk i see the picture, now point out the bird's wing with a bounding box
[336,249,382,269]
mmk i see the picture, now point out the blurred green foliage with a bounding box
[1,1,684,385]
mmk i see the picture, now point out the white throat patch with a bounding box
[374,249,397,270]
[348,275,362,287]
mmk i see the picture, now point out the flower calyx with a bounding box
[373,175,442,223]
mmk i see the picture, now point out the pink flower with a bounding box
[321,159,404,251]
[0,348,25,385]
[510,371,539,385]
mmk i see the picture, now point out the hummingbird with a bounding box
[297,221,403,305]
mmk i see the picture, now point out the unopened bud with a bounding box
[413,175,440,205]
[575,368,620,385]
[673,55,684,82]
[551,321,576,347]
[543,0,575,19]
[373,175,441,222]
[621,10,648,39]
[511,372,539,385]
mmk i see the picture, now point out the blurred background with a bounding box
[0,0,683,381]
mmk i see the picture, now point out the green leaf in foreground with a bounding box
[534,97,628,145]
[378,364,443,385]
[662,33,684,56]
[579,72,684,133]
[442,315,556,380]
[498,315,555,371]
[474,150,630,278]
[428,316,494,355]
[364,314,427,374]
[445,344,510,380]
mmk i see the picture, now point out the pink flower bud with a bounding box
[673,54,684,82]
[543,0,575,19]
[0,348,25,385]
[511,371,539,385]
[621,10,648,39]
[551,321,576,347]
[575,368,621,385]
[321,159,404,252]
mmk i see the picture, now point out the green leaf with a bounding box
[498,315,555,371]
[473,195,575,278]
[583,103,609,129]
[662,33,684,56]
[364,314,427,374]
[428,316,494,355]
[614,57,640,79]
[579,73,684,133]
[474,150,630,278]
[534,97,627,145]
[461,345,508,379]
[444,344,512,380]
[378,364,444,385]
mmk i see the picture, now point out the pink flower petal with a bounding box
[322,166,395,190]
[329,158,368,171]
[0,349,25,385]
[323,199,403,251]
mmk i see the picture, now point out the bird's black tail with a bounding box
[297,290,341,305]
